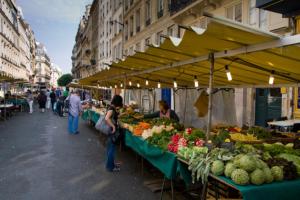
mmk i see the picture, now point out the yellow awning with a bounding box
[79,14,300,88]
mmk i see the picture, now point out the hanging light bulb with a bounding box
[109,86,112,89]
[137,83,140,88]
[129,80,132,86]
[157,81,161,89]
[173,79,178,88]
[120,83,123,88]
[114,85,117,89]
[145,79,149,86]
[269,70,275,85]
[225,65,232,81]
[194,76,199,88]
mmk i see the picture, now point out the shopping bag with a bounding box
[53,102,57,111]
[95,115,111,135]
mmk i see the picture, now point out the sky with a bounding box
[16,0,93,73]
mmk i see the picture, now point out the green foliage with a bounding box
[211,129,230,146]
[57,74,73,86]
[185,129,206,141]
[247,126,272,139]
[147,130,175,150]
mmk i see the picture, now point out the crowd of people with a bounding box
[26,87,70,116]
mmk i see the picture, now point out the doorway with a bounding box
[255,88,282,127]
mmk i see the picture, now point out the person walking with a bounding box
[105,95,123,172]
[68,90,82,134]
[46,89,51,110]
[37,91,47,113]
[26,90,34,114]
[50,89,56,112]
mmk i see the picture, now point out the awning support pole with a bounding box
[206,53,214,142]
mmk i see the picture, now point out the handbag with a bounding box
[95,115,111,135]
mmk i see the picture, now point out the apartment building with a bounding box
[50,63,62,88]
[111,0,123,62]
[0,0,22,80]
[0,0,37,84]
[72,4,92,79]
[35,42,51,89]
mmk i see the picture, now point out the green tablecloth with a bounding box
[125,130,178,179]
[82,110,101,123]
[7,99,27,106]
[217,176,300,200]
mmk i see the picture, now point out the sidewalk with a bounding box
[0,109,158,200]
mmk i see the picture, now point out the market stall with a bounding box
[78,13,300,199]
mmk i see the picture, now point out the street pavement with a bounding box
[0,108,159,200]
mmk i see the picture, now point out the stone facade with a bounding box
[34,42,51,89]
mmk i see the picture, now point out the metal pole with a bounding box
[206,53,214,142]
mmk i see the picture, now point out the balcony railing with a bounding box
[169,0,195,14]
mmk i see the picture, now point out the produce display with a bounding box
[119,112,300,187]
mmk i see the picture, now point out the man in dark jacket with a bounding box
[50,89,57,112]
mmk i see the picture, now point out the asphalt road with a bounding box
[0,108,159,200]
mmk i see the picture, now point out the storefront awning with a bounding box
[79,14,300,89]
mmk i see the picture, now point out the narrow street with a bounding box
[0,109,158,200]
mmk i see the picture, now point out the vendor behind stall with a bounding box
[144,100,179,122]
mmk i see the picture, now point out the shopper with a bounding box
[105,95,123,172]
[57,95,65,117]
[46,89,51,109]
[26,90,34,114]
[63,87,69,98]
[68,90,82,134]
[50,89,56,112]
[37,91,47,113]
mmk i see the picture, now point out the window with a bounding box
[125,21,128,40]
[129,16,134,36]
[156,31,163,45]
[157,0,164,18]
[145,0,151,26]
[125,0,128,10]
[118,15,122,32]
[136,9,140,32]
[226,2,242,23]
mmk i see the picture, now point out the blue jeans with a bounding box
[68,114,79,134]
[106,138,115,171]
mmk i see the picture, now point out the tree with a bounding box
[57,74,73,87]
